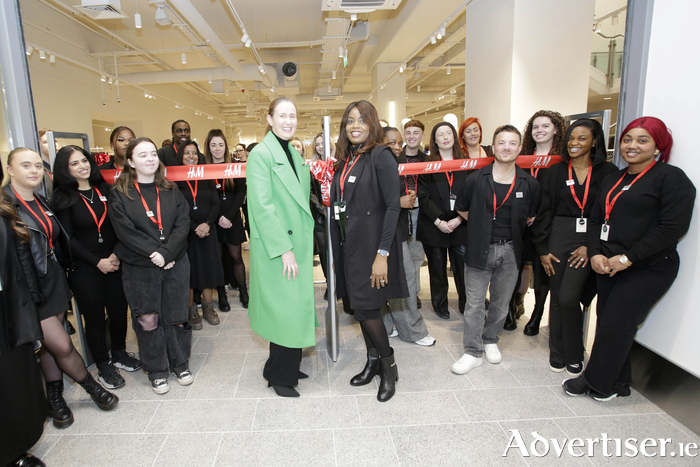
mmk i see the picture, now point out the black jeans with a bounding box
[422,244,466,313]
[263,342,302,387]
[584,257,678,394]
[122,257,192,381]
[68,261,129,364]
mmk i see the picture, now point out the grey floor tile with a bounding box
[393,345,475,393]
[327,348,381,397]
[357,391,469,427]
[186,352,245,399]
[551,385,664,417]
[28,433,62,459]
[454,386,576,422]
[191,333,270,354]
[334,427,400,467]
[215,430,335,467]
[216,310,252,335]
[391,422,523,466]
[153,432,223,467]
[659,413,700,443]
[41,433,167,467]
[232,351,276,398]
[503,360,573,387]
[43,400,161,435]
[425,323,467,345]
[554,414,699,466]
[498,419,592,466]
[253,396,360,430]
[190,308,228,337]
[145,399,257,432]
[466,360,524,389]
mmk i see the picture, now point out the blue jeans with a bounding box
[462,242,519,357]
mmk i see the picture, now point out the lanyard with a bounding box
[14,188,54,249]
[339,154,362,200]
[492,174,517,220]
[604,161,657,222]
[568,161,593,217]
[439,155,454,193]
[80,186,108,243]
[134,182,165,241]
[215,179,226,199]
[187,180,198,210]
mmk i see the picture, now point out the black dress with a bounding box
[213,171,247,245]
[177,180,225,289]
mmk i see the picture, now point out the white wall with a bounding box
[634,0,700,378]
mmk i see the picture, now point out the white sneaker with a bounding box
[243,242,250,251]
[451,354,483,375]
[389,326,398,338]
[483,343,502,364]
[414,335,436,346]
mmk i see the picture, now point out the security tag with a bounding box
[516,192,523,198]
[146,210,154,217]
[348,176,356,183]
[600,224,610,241]
[566,179,575,186]
[449,193,457,211]
[576,218,587,233]
[99,196,107,202]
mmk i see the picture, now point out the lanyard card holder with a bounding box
[449,193,457,212]
[335,201,347,241]
[576,218,587,233]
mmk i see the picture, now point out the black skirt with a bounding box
[38,258,73,320]
[216,188,247,245]
[187,229,225,289]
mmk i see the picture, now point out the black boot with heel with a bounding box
[350,348,380,386]
[377,349,398,402]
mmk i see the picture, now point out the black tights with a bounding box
[221,243,246,287]
[359,318,391,358]
[40,312,88,383]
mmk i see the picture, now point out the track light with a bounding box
[258,65,266,75]
[101,74,106,82]
[332,70,337,80]
[241,33,249,43]
[339,46,344,58]
[49,54,56,64]
[417,85,420,92]
[115,79,119,86]
[208,75,212,84]
[399,63,405,73]
[145,92,149,97]
[245,38,251,47]
[155,6,171,26]
[108,77,113,84]
[380,82,386,90]
[149,94,154,99]
[430,35,436,45]
[26,45,33,56]
[134,13,142,29]
[436,30,442,40]
[350,13,358,21]
[271,86,275,93]
[181,53,186,64]
[328,84,332,92]
[446,65,451,75]
[439,25,446,37]
[39,50,46,60]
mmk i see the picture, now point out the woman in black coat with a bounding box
[330,100,408,402]
[417,122,469,319]
[0,162,47,467]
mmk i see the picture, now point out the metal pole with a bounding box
[323,116,340,362]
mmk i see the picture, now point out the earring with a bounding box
[654,150,660,155]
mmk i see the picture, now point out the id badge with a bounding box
[146,210,154,217]
[566,179,575,186]
[449,193,457,211]
[576,218,587,233]
[99,196,107,202]
[600,224,610,241]
[45,211,53,216]
[216,183,221,189]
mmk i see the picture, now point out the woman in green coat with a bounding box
[247,97,316,398]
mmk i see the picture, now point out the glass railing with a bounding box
[591,51,624,80]
[590,35,624,85]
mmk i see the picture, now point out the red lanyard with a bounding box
[215,179,225,195]
[568,161,593,217]
[339,154,362,200]
[80,186,108,243]
[604,161,656,222]
[14,188,54,249]
[492,173,517,220]
[439,155,454,193]
[134,182,165,241]
[186,180,198,210]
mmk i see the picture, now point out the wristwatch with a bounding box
[377,249,390,257]
[619,254,631,266]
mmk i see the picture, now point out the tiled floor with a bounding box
[31,260,700,466]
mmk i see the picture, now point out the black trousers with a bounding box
[264,342,302,387]
[68,260,129,364]
[584,257,678,395]
[548,217,592,365]
[422,244,466,313]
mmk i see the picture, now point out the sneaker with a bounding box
[414,335,436,346]
[483,343,502,364]
[451,354,483,375]
[566,362,583,377]
[562,375,589,397]
[173,369,193,386]
[112,349,142,372]
[244,242,250,251]
[590,384,631,402]
[97,361,125,389]
[389,326,398,338]
[151,378,170,394]
[549,361,565,373]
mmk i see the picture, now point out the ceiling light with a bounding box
[225,89,229,96]
[181,53,186,64]
[208,116,213,120]
[439,25,446,37]
[399,63,405,73]
[115,79,119,86]
[26,45,33,56]
[380,83,386,90]
[603,97,612,100]
[39,50,46,60]
[241,33,249,43]
[328,84,332,92]
[155,6,171,26]
[369,94,373,100]
[108,77,113,84]
[332,70,337,80]
[245,38,252,47]
[258,65,266,75]
[430,35,436,45]
[339,47,344,58]
[49,54,56,64]
[271,86,275,93]
[101,74,106,82]
[149,94,154,99]
[145,92,149,97]
[134,13,142,29]
[350,13,358,21]
[417,85,420,92]
[446,65,451,75]
[436,30,442,40]
[208,75,212,84]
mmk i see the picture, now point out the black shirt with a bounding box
[274,134,298,180]
[588,162,695,266]
[491,182,513,241]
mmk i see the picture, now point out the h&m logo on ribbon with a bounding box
[187,166,205,178]
[224,164,242,177]
[532,156,551,168]
[423,162,442,172]
[459,159,479,170]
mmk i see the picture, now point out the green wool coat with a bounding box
[246,131,317,348]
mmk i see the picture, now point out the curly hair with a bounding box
[520,110,566,156]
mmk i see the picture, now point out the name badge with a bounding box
[348,176,356,183]
[576,218,587,233]
[146,210,154,217]
[216,183,221,189]
[566,179,575,186]
[45,211,53,216]
[449,193,457,211]
[600,224,610,241]
[622,185,631,191]
[99,196,107,202]
[516,192,523,198]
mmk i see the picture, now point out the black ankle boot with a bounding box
[350,348,380,386]
[217,286,231,312]
[78,373,119,411]
[377,349,398,402]
[239,284,249,309]
[11,453,46,467]
[504,295,517,331]
[514,293,525,319]
[524,303,545,336]
[45,380,73,428]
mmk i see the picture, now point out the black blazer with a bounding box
[416,154,469,248]
[330,145,408,310]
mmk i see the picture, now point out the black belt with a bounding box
[490,239,512,245]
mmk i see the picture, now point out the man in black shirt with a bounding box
[453,125,540,375]
[158,120,191,167]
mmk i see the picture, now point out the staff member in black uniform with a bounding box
[417,122,468,319]
[158,120,191,167]
[563,116,696,401]
[330,100,408,402]
[177,140,224,328]
[532,120,617,377]
[0,162,48,467]
[205,129,248,310]
[99,126,135,171]
[5,148,118,428]
[109,138,193,395]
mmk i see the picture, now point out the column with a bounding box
[373,62,406,128]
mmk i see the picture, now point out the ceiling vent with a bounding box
[73,0,128,20]
[322,0,403,13]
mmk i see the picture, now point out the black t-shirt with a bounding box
[491,182,513,241]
